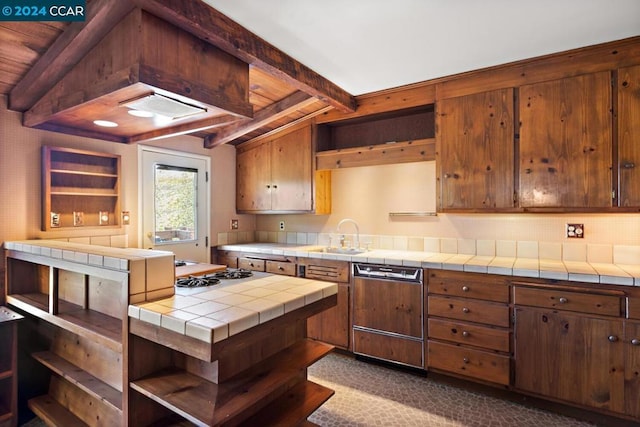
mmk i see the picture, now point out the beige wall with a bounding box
[0,95,254,252]
[256,162,640,247]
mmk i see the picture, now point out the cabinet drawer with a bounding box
[428,318,510,352]
[428,340,510,385]
[353,329,423,368]
[217,255,238,269]
[513,286,623,317]
[301,259,350,283]
[428,295,510,327]
[428,270,510,303]
[238,258,266,272]
[266,260,296,276]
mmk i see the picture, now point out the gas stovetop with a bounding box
[175,268,253,288]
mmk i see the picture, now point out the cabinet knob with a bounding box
[462,331,470,337]
[462,357,470,364]
[558,297,568,304]
[266,185,271,189]
[273,184,278,189]
[462,307,470,313]
[462,286,470,292]
[631,339,640,346]
[278,266,284,271]
[608,335,619,343]
[622,162,636,169]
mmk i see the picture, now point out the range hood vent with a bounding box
[121,94,207,120]
[23,8,252,143]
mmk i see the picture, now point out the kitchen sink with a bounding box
[322,247,367,255]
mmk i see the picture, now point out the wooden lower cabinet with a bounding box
[302,258,351,350]
[514,307,625,413]
[307,283,350,349]
[626,321,640,419]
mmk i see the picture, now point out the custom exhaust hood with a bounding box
[22,8,253,143]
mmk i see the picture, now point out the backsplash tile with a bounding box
[476,240,495,257]
[562,242,587,262]
[517,241,538,259]
[587,244,613,264]
[496,240,517,257]
[440,238,457,254]
[539,242,562,260]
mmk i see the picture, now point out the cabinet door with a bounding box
[307,283,350,349]
[236,141,271,211]
[270,125,313,211]
[618,65,640,207]
[437,88,515,210]
[519,72,612,208]
[514,308,624,412]
[353,278,422,338]
[626,321,640,418]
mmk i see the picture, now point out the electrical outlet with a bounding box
[73,211,84,226]
[566,223,584,238]
[230,219,239,230]
[99,211,109,226]
[279,221,285,231]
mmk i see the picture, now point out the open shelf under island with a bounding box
[4,240,338,426]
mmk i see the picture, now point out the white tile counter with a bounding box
[128,273,338,344]
[217,243,640,286]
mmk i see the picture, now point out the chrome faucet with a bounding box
[337,218,360,250]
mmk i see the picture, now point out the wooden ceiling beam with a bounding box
[204,90,318,148]
[8,0,135,111]
[134,0,356,113]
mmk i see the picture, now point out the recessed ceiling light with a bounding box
[93,120,118,128]
[127,110,154,118]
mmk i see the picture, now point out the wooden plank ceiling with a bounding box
[0,0,355,147]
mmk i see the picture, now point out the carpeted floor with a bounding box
[307,352,594,427]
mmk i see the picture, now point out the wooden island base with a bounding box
[4,241,337,427]
[128,296,337,426]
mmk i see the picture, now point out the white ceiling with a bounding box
[205,0,640,96]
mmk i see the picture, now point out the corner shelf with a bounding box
[42,146,121,231]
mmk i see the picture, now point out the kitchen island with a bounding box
[4,240,337,426]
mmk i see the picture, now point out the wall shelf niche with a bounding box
[315,105,435,169]
[42,146,121,231]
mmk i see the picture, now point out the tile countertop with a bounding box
[128,272,338,344]
[217,243,640,287]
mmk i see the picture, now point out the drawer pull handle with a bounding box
[558,297,568,304]
[278,266,284,270]
[462,307,470,313]
[462,331,470,337]
[631,339,640,346]
[462,286,470,292]
[462,357,470,364]
[608,335,619,343]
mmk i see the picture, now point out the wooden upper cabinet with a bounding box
[236,124,330,213]
[436,88,515,210]
[618,65,640,208]
[270,125,312,211]
[237,141,271,211]
[519,72,613,208]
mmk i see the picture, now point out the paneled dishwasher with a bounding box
[352,263,424,368]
